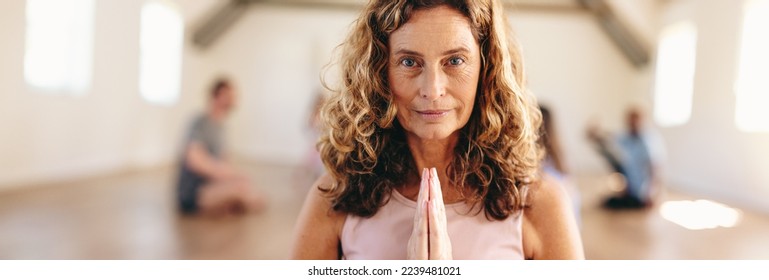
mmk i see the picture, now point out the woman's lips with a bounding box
[415,110,450,121]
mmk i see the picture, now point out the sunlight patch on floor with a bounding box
[659,200,742,230]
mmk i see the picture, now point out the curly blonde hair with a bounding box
[318,0,543,220]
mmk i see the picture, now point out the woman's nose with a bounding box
[419,67,447,101]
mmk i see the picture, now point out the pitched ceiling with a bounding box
[189,0,650,67]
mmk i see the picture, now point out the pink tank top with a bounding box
[341,189,525,260]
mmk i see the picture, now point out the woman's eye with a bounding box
[448,57,465,66]
[401,58,417,67]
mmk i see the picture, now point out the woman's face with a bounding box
[388,5,482,141]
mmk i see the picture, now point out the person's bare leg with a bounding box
[231,177,266,213]
[198,182,245,216]
[242,188,266,213]
[198,179,266,216]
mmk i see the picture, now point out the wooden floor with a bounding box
[1,163,769,259]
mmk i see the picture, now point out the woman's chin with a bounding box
[412,129,456,142]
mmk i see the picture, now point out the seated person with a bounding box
[176,78,265,216]
[539,105,581,226]
[587,107,664,209]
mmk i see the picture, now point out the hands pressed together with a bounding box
[406,168,453,260]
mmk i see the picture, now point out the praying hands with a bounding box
[406,168,453,260]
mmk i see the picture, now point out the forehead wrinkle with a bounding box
[391,42,475,59]
[390,31,476,57]
[388,6,479,58]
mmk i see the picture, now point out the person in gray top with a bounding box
[176,78,265,215]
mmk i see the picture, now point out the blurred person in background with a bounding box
[298,91,327,186]
[587,106,665,210]
[176,78,266,216]
[539,105,581,227]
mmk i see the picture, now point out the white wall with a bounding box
[0,0,213,189]
[653,0,769,213]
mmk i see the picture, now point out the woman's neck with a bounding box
[405,132,459,190]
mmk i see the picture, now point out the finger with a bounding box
[419,168,430,259]
[407,169,429,260]
[419,200,429,259]
[428,198,446,238]
[429,168,445,206]
[417,168,429,208]
[426,169,451,260]
[428,199,452,260]
[416,168,430,231]
[407,200,429,259]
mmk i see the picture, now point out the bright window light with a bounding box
[735,0,769,132]
[653,21,697,127]
[139,1,184,106]
[24,0,94,94]
[660,200,742,230]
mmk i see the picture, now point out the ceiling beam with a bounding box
[578,0,650,67]
[192,0,251,49]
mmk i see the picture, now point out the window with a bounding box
[139,1,184,105]
[653,21,698,127]
[24,0,94,94]
[735,0,769,132]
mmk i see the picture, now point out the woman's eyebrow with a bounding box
[393,48,423,57]
[441,47,470,56]
[392,47,471,57]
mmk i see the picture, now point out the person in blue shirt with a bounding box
[587,107,663,209]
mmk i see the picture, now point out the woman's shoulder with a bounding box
[521,174,584,259]
[305,174,346,221]
[524,174,573,215]
[522,174,575,235]
[290,174,347,259]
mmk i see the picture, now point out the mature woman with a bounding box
[291,0,583,260]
